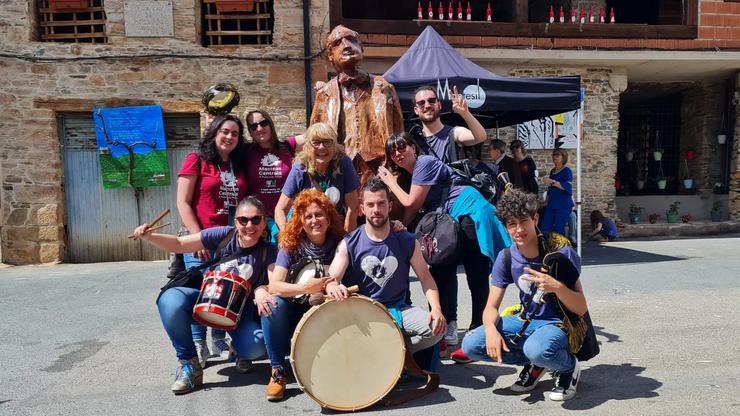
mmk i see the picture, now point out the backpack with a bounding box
[414,181,460,266]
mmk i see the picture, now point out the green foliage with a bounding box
[667,201,680,215]
[629,204,643,214]
[99,149,171,189]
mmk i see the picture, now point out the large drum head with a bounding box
[290,296,405,411]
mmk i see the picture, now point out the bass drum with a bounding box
[289,295,406,411]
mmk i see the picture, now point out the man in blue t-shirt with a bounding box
[326,178,446,355]
[460,189,588,401]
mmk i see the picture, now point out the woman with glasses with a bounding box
[275,122,360,233]
[176,114,248,366]
[132,196,277,395]
[244,110,305,243]
[257,189,345,401]
[378,132,511,362]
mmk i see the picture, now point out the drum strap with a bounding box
[381,337,440,407]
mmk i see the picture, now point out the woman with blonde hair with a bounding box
[275,122,360,232]
[541,148,574,236]
[259,189,346,401]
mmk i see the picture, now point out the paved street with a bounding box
[2,235,740,416]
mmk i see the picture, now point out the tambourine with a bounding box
[202,83,240,115]
[286,257,325,304]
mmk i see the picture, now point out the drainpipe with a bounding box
[303,0,312,126]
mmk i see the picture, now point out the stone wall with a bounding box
[730,85,740,220]
[0,0,335,264]
[475,66,624,223]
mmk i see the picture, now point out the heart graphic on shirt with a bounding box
[219,259,253,280]
[360,256,398,288]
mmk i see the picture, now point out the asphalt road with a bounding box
[1,235,739,416]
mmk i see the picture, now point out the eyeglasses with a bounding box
[236,215,263,226]
[414,97,438,108]
[310,139,334,149]
[248,119,270,131]
[218,128,240,138]
[391,142,408,154]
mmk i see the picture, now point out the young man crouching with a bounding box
[460,189,587,401]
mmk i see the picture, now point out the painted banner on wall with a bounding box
[93,105,170,189]
[516,109,581,150]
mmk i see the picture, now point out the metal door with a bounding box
[60,112,200,262]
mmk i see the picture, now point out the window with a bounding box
[39,0,107,43]
[202,0,274,47]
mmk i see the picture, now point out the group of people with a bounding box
[130,23,592,405]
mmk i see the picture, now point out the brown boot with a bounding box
[266,367,286,402]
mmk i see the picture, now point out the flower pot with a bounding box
[653,151,663,161]
[635,179,645,190]
[686,150,695,161]
[717,134,727,145]
[683,178,693,189]
[625,151,634,161]
[666,212,679,224]
[49,0,88,10]
[657,179,667,190]
[710,210,722,222]
[216,0,255,13]
[628,213,640,224]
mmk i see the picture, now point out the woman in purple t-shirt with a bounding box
[244,110,304,243]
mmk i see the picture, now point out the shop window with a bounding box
[38,0,107,43]
[617,94,682,195]
[202,0,273,47]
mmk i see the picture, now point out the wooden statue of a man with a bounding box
[310,25,404,182]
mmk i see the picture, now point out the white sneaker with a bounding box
[444,320,459,346]
[194,339,209,368]
[210,337,232,360]
[549,358,581,401]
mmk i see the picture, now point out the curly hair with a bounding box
[295,122,342,177]
[495,189,540,223]
[278,189,346,252]
[244,109,292,155]
[199,114,248,174]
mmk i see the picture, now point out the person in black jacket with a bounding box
[489,139,523,189]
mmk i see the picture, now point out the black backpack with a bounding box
[414,181,460,266]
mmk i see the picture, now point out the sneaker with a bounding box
[510,363,545,392]
[266,366,287,401]
[194,339,209,368]
[210,337,232,360]
[450,348,473,364]
[235,358,252,374]
[171,357,203,395]
[549,359,580,401]
[444,320,459,346]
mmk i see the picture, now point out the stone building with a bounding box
[1,0,739,264]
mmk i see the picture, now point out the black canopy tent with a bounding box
[383,26,581,128]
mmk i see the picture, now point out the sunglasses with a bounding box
[310,139,334,149]
[248,119,270,131]
[236,215,263,226]
[414,97,438,108]
[391,142,408,153]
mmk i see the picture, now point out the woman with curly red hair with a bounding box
[256,189,345,401]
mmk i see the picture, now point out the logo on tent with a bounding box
[462,84,486,109]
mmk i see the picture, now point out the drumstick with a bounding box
[323,285,359,299]
[127,208,170,239]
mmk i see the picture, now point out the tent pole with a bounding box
[577,89,584,257]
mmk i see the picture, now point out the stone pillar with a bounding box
[729,88,740,220]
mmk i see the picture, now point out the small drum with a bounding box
[290,295,406,411]
[286,257,324,304]
[193,270,251,331]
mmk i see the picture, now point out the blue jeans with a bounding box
[183,252,226,341]
[461,315,576,373]
[261,296,307,368]
[157,287,266,361]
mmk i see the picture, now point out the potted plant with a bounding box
[628,204,643,224]
[710,201,722,222]
[718,113,728,145]
[681,214,692,224]
[625,148,635,162]
[635,177,646,190]
[648,213,660,224]
[656,176,669,190]
[653,148,664,161]
[666,201,680,224]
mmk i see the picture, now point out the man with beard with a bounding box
[310,25,404,184]
[412,85,488,163]
[326,178,446,364]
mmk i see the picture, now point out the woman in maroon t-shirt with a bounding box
[244,110,304,243]
[176,114,249,364]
